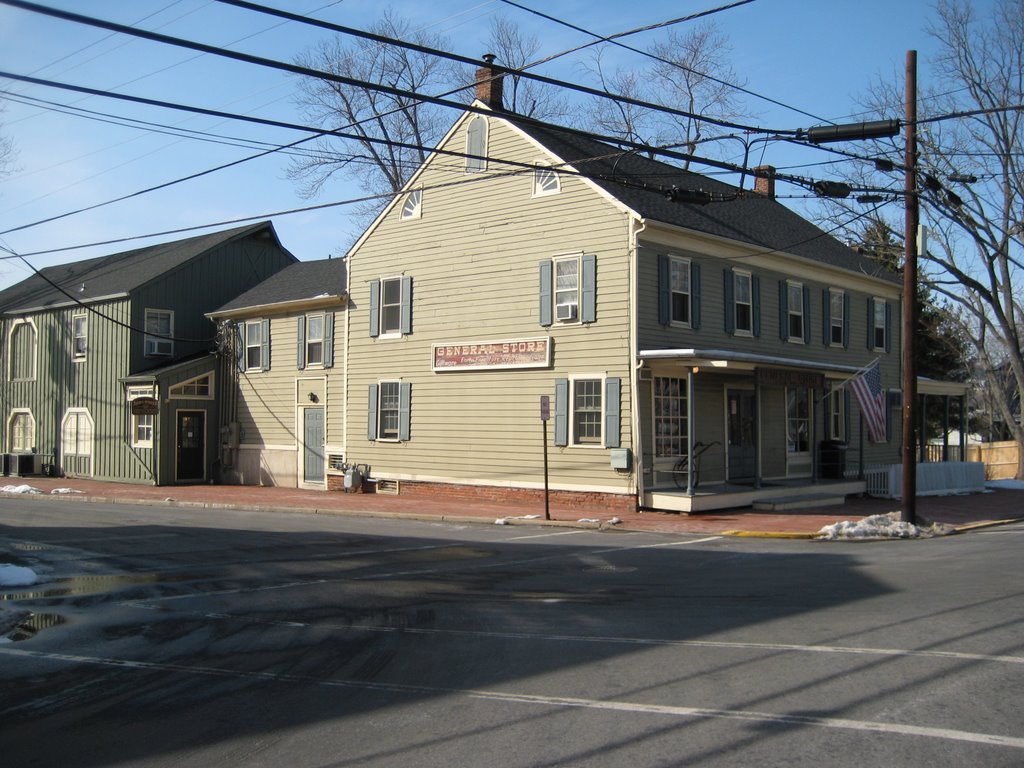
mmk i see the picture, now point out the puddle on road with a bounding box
[4,612,67,642]
[0,572,161,601]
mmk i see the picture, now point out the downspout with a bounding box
[629,216,646,507]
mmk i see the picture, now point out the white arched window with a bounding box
[8,319,37,381]
[62,409,94,457]
[465,116,488,173]
[8,409,35,453]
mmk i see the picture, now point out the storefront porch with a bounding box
[644,476,867,513]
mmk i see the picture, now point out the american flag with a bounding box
[849,360,887,442]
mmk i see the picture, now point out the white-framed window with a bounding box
[873,298,887,350]
[144,309,174,357]
[170,374,213,399]
[61,409,93,457]
[305,314,324,367]
[132,413,154,448]
[126,385,156,401]
[787,282,804,342]
[400,188,422,220]
[377,381,401,441]
[669,257,691,326]
[532,163,560,196]
[829,289,845,346]
[8,319,37,381]
[554,255,580,322]
[571,377,603,446]
[734,270,753,334]
[465,115,488,173]
[245,321,264,371]
[379,277,404,336]
[653,376,687,457]
[72,314,88,361]
[8,409,34,453]
[786,387,810,455]
[828,384,846,441]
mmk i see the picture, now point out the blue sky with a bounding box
[0,0,980,291]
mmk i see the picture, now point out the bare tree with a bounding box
[582,20,751,166]
[484,15,569,121]
[822,0,1024,474]
[0,103,15,180]
[289,11,467,227]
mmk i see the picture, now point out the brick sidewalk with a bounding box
[3,477,1022,537]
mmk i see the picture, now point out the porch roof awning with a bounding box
[638,348,865,376]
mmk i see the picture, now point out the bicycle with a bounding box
[672,441,720,490]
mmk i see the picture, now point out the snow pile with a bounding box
[817,511,955,541]
[1,484,42,494]
[495,514,542,525]
[50,488,82,494]
[0,564,38,586]
[987,479,1024,490]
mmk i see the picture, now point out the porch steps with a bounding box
[753,493,846,512]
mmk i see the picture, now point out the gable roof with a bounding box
[507,118,896,281]
[0,221,286,315]
[209,258,347,317]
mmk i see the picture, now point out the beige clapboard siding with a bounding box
[347,114,634,490]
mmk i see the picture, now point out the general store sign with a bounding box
[755,367,826,390]
[433,337,551,371]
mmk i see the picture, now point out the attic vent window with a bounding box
[401,188,422,220]
[533,164,560,197]
[465,116,488,173]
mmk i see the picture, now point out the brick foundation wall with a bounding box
[394,480,637,513]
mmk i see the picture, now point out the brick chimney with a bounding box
[475,54,504,110]
[753,165,776,198]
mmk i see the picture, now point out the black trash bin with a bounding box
[819,440,848,479]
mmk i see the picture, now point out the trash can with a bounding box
[819,440,848,479]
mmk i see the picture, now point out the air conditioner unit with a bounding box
[555,303,577,321]
[145,338,173,356]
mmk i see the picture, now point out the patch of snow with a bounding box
[817,512,956,541]
[0,564,38,586]
[986,479,1024,490]
[607,517,621,526]
[495,514,543,525]
[1,484,42,494]
[577,518,599,523]
[50,487,82,494]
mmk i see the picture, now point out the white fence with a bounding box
[864,461,986,500]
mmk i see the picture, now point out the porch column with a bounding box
[942,394,951,462]
[959,395,966,460]
[753,376,762,490]
[811,387,820,482]
[685,367,696,497]
[858,412,865,480]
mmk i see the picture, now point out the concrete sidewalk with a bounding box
[3,476,1022,538]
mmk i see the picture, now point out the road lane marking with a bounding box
[2,646,1021,749]
[508,530,588,540]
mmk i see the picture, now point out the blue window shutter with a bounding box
[843,294,850,349]
[296,315,306,370]
[658,255,670,325]
[260,318,270,371]
[400,276,413,335]
[554,378,568,446]
[323,312,334,369]
[604,377,621,448]
[752,275,762,337]
[723,268,735,333]
[367,384,378,440]
[691,263,701,329]
[802,286,812,344]
[581,254,597,323]
[779,280,788,340]
[399,382,411,441]
[822,290,829,345]
[884,301,892,352]
[868,296,876,352]
[369,280,380,337]
[235,322,245,373]
[539,261,553,326]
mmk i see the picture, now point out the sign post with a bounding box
[540,395,550,520]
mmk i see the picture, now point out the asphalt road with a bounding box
[2,499,1022,767]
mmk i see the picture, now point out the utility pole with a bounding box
[902,50,918,525]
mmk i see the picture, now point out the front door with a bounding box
[303,407,325,485]
[727,389,756,481]
[176,410,205,482]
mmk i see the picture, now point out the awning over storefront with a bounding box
[638,348,865,376]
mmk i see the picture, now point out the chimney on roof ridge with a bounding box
[475,53,504,111]
[753,165,776,198]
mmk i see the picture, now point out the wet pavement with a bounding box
[3,476,1022,538]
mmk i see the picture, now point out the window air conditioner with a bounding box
[145,338,173,356]
[555,303,577,321]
